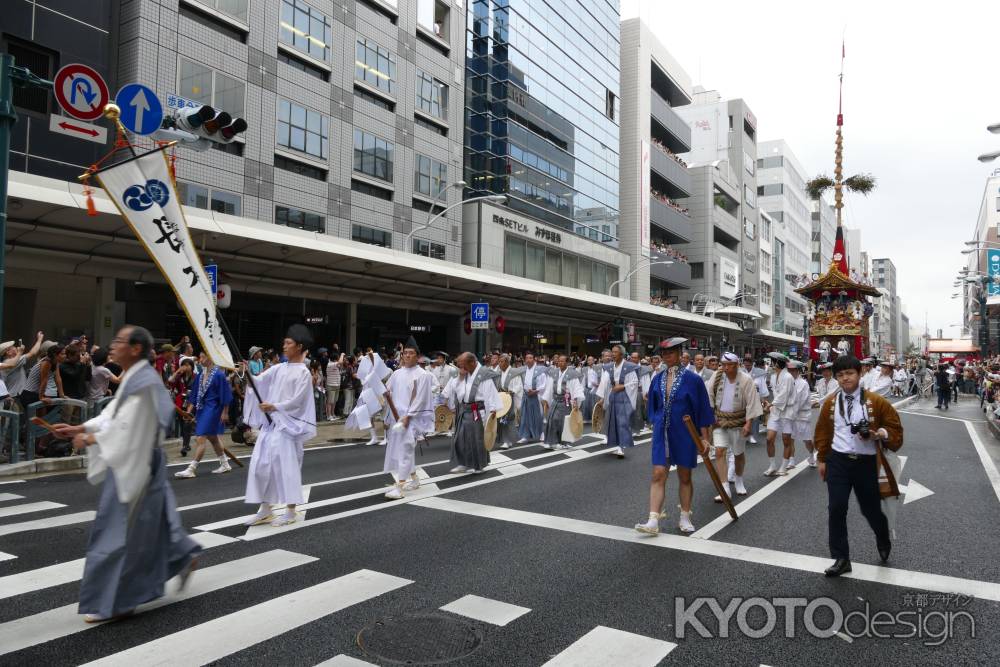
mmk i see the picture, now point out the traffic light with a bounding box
[152,105,247,150]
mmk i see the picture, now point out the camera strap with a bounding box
[837,388,867,425]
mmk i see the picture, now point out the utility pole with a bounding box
[0,55,52,338]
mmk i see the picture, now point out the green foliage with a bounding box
[843,173,876,195]
[806,176,834,200]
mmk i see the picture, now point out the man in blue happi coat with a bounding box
[637,337,714,535]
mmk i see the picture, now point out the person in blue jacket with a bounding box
[175,351,233,479]
[636,337,714,535]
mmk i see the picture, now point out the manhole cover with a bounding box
[357,613,483,665]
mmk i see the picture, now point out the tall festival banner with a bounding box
[94,147,235,369]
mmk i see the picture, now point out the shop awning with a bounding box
[926,339,979,354]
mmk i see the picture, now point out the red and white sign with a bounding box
[48,114,107,144]
[53,63,109,121]
[217,283,232,309]
[639,140,650,259]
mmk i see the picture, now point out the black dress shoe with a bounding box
[878,542,891,563]
[824,559,852,577]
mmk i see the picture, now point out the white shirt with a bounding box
[869,372,894,397]
[719,376,737,413]
[831,387,876,456]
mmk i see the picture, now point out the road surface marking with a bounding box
[413,497,1000,603]
[243,486,312,538]
[0,510,95,537]
[541,625,677,666]
[0,549,317,656]
[0,500,66,518]
[0,493,25,501]
[0,529,239,601]
[79,569,411,667]
[898,411,985,423]
[314,657,377,667]
[690,460,809,540]
[0,551,14,562]
[965,421,1000,506]
[900,479,935,504]
[440,594,531,626]
[0,480,26,485]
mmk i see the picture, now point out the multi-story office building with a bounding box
[965,171,1000,354]
[675,90,761,321]
[617,17,693,304]
[756,139,811,338]
[843,226,863,279]
[461,0,630,306]
[811,196,837,276]
[872,257,898,357]
[757,210,775,330]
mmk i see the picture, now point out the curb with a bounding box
[0,456,86,478]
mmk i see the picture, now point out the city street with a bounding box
[1,394,998,666]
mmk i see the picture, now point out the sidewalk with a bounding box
[0,419,383,479]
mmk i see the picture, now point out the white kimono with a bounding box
[868,372,894,397]
[383,365,433,480]
[244,362,315,505]
[769,369,797,421]
[640,365,661,397]
[497,366,523,407]
[597,362,639,408]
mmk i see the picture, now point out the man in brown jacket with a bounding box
[814,354,903,577]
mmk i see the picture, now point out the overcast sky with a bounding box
[621,0,1000,339]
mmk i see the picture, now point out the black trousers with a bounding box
[826,450,890,560]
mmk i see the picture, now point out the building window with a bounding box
[744,184,756,209]
[188,0,248,22]
[690,262,704,280]
[177,182,242,215]
[605,89,616,120]
[352,224,391,247]
[351,179,393,201]
[760,250,772,274]
[504,236,616,294]
[761,217,771,241]
[413,239,445,259]
[276,205,325,232]
[277,99,329,159]
[179,59,246,116]
[277,51,329,81]
[355,38,395,95]
[415,70,448,120]
[757,183,784,196]
[416,0,449,39]
[279,0,332,62]
[274,154,327,181]
[414,154,447,198]
[353,129,394,183]
[757,156,784,169]
[6,40,53,114]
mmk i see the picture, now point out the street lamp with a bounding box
[402,179,465,250]
[978,150,1000,163]
[404,193,506,251]
[989,122,1000,134]
[607,258,674,296]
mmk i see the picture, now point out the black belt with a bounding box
[830,450,876,460]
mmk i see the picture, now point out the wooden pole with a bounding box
[683,415,738,520]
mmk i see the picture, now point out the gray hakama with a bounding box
[79,447,201,617]
[450,402,489,470]
[497,396,518,446]
[582,384,597,423]
[544,399,572,445]
[518,393,543,440]
[603,389,635,448]
[630,392,646,433]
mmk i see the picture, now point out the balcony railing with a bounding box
[650,148,691,197]
[650,90,692,153]
[649,259,691,288]
[649,195,691,244]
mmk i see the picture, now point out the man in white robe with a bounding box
[763,353,796,476]
[357,350,391,445]
[54,326,200,623]
[243,324,316,527]
[383,344,433,499]
[869,361,895,397]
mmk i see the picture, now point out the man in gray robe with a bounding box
[443,352,501,473]
[516,352,548,443]
[54,325,201,623]
[543,354,584,450]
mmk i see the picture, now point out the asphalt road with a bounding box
[1,393,998,666]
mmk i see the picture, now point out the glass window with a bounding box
[211,191,241,215]
[351,224,392,247]
[561,254,577,289]
[275,205,325,232]
[178,182,241,215]
[591,263,607,296]
[353,129,394,183]
[757,184,784,196]
[690,262,704,280]
[505,237,526,277]
[413,239,446,260]
[414,154,447,197]
[545,249,561,285]
[276,99,328,159]
[179,59,245,116]
[178,182,209,209]
[526,243,545,282]
[279,0,331,61]
[355,38,395,95]
[199,0,248,22]
[415,70,448,120]
[578,259,592,291]
[274,154,327,180]
[417,0,448,37]
[744,184,756,208]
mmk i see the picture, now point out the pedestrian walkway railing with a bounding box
[23,399,89,463]
[0,409,20,464]
[91,396,114,417]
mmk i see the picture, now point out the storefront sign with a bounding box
[743,248,756,273]
[720,256,739,299]
[585,336,601,343]
[640,140,650,258]
[492,213,562,245]
[409,325,430,332]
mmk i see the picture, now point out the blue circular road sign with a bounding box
[115,83,164,135]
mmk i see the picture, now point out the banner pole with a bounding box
[216,307,272,425]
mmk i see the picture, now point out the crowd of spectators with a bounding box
[649,295,681,310]
[650,241,688,264]
[650,188,690,216]
[650,138,688,167]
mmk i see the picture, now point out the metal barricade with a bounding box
[91,396,114,417]
[23,399,89,462]
[0,409,20,464]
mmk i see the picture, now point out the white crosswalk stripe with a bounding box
[0,529,239,601]
[314,656,377,667]
[0,500,66,518]
[0,549,317,656]
[0,510,96,537]
[0,492,25,501]
[79,570,412,667]
[542,626,677,666]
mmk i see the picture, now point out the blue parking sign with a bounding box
[205,264,218,305]
[471,302,489,330]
